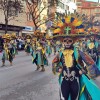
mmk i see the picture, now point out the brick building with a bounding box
[76,0,100,20]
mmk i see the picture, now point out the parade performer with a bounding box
[51,40,56,55]
[46,40,52,56]
[46,33,55,55]
[76,37,87,52]
[56,40,62,52]
[31,36,37,52]
[31,37,39,70]
[51,14,100,100]
[25,34,32,55]
[86,34,99,70]
[1,34,14,66]
[32,31,48,72]
[10,33,18,57]
[95,34,100,70]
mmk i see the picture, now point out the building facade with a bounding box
[76,0,100,20]
[0,0,27,36]
[25,0,48,35]
[48,0,69,20]
[75,0,100,30]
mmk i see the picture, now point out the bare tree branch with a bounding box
[0,0,23,33]
[37,16,55,28]
[25,0,57,30]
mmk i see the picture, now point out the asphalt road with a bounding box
[0,51,59,100]
[0,51,100,100]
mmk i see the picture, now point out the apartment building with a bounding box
[39,0,48,32]
[25,0,49,35]
[76,0,100,20]
[0,0,27,36]
[75,0,100,31]
[48,0,69,19]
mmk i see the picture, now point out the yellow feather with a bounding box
[57,22,64,27]
[77,29,84,33]
[65,16,71,23]
[72,18,78,25]
[54,28,61,34]
[74,21,82,27]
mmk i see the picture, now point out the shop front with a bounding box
[22,26,34,36]
[0,24,24,36]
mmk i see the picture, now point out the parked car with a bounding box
[17,41,25,50]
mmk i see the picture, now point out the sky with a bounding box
[86,0,99,2]
[61,0,100,13]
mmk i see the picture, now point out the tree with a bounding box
[25,0,58,31]
[0,0,23,34]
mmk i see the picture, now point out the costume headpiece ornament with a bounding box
[34,30,46,40]
[51,13,87,39]
[2,34,11,40]
[11,33,16,39]
[25,34,32,39]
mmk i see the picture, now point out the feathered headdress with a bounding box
[2,34,11,40]
[51,13,86,39]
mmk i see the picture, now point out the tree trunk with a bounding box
[5,18,8,34]
[34,24,38,31]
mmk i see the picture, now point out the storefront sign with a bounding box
[23,26,34,31]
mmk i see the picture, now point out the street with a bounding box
[0,51,100,100]
[0,51,59,100]
[0,0,100,100]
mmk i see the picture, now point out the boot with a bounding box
[36,65,40,71]
[1,61,5,67]
[40,65,45,72]
[10,62,12,66]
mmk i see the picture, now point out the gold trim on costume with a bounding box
[63,50,74,68]
[88,42,95,49]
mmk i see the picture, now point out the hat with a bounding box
[11,33,16,39]
[50,13,87,40]
[25,34,32,39]
[2,34,11,40]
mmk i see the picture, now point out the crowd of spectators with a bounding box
[0,36,26,52]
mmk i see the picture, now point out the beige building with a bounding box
[39,0,48,32]
[0,0,27,36]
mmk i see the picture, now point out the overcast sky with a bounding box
[86,0,99,2]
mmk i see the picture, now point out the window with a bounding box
[8,7,17,17]
[27,13,32,21]
[76,2,82,6]
[95,13,100,17]
[15,10,19,16]
[91,3,98,7]
[58,1,64,9]
[95,8,100,13]
[76,0,82,2]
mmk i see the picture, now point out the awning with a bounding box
[0,24,24,31]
